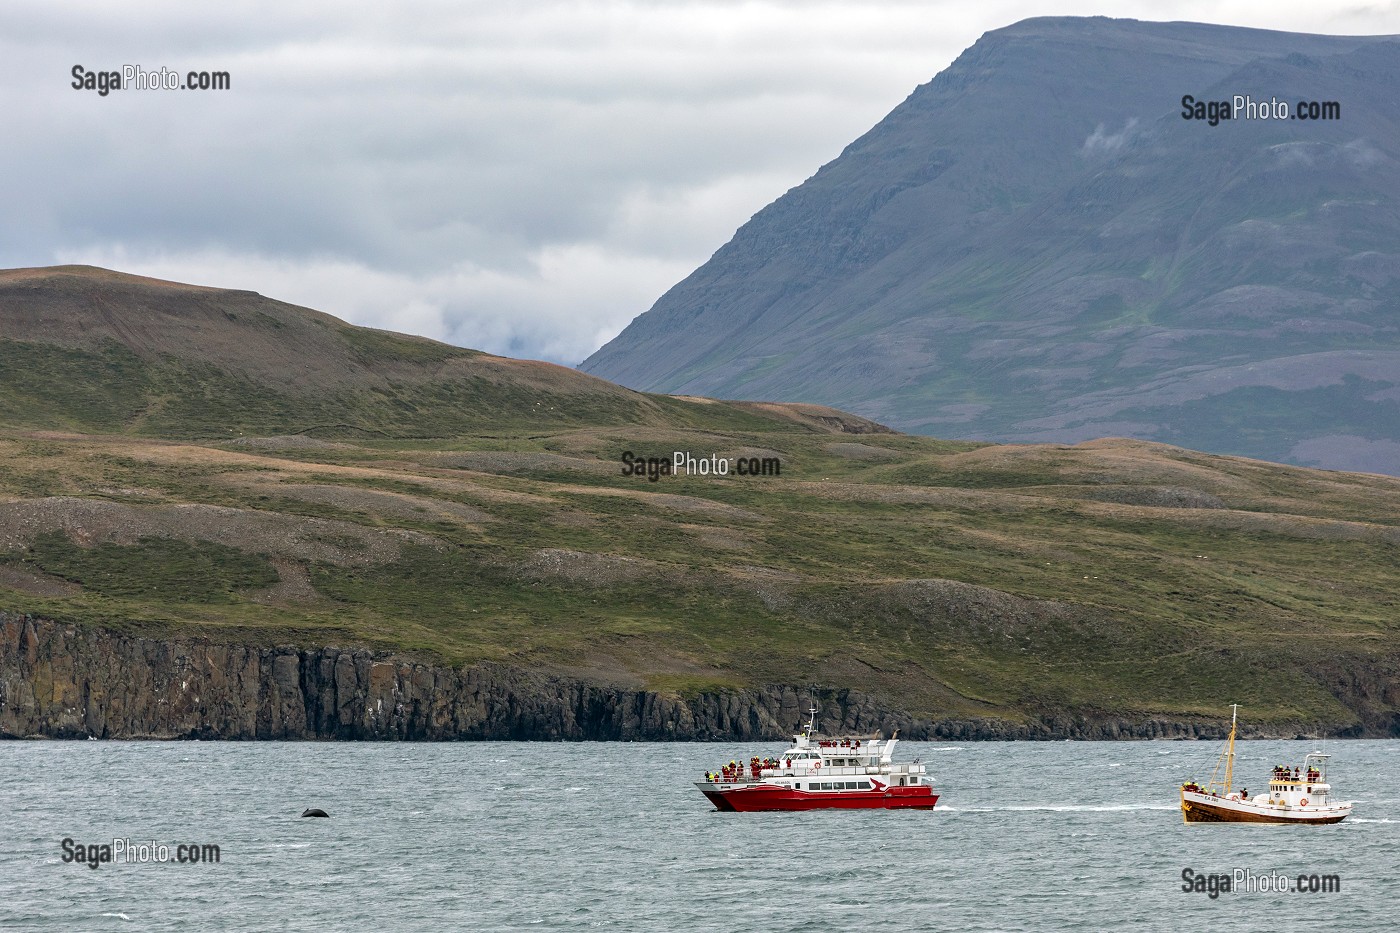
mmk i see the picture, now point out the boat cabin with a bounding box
[1260,752,1332,807]
[703,717,928,792]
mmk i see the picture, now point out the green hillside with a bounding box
[2,265,1398,736]
[0,266,880,440]
[3,428,1398,735]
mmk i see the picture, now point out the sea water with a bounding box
[1,739,1395,931]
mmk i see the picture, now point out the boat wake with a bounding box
[939,804,1175,812]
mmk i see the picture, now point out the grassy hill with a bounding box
[2,266,1399,735]
[0,266,883,439]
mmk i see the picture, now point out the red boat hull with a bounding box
[701,784,938,812]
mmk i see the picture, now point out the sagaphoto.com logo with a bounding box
[71,64,230,96]
[1180,93,1340,125]
[1180,867,1341,898]
[61,837,221,869]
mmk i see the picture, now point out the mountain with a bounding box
[3,266,1400,738]
[581,17,1400,474]
[0,265,886,438]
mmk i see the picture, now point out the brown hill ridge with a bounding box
[0,265,889,438]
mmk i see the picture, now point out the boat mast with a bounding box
[804,706,818,737]
[1224,703,1237,792]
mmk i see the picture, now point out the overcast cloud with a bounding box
[4,1,1398,364]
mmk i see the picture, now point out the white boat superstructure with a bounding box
[698,708,937,811]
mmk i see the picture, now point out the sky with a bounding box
[4,1,1399,365]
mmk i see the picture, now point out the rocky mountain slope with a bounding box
[581,17,1400,474]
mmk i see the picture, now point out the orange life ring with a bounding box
[812,761,821,770]
[1299,797,1308,807]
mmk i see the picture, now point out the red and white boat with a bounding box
[697,709,938,811]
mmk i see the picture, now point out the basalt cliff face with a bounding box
[4,615,1389,741]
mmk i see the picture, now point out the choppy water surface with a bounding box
[2,739,1396,931]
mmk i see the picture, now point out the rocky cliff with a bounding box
[4,614,1385,741]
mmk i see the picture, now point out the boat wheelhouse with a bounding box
[697,709,938,811]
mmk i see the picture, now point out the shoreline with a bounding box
[2,613,1387,741]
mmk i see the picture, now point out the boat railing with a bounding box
[706,762,927,783]
[750,762,925,778]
